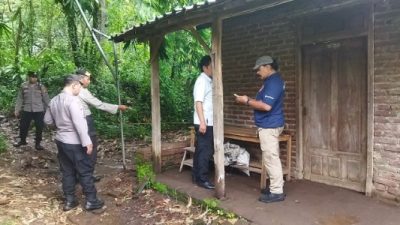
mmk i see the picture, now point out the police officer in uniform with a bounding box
[14,71,50,150]
[44,74,104,211]
[75,69,128,181]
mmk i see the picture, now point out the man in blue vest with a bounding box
[235,56,286,203]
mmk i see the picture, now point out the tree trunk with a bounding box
[14,8,23,71]
[26,0,35,57]
[60,2,81,68]
[93,0,107,41]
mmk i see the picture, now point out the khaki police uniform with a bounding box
[78,87,118,165]
[44,90,98,204]
[15,81,50,146]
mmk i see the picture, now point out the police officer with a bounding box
[75,69,128,181]
[44,74,104,211]
[14,71,50,150]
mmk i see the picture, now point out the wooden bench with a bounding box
[179,125,292,190]
[224,125,292,189]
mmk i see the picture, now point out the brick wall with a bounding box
[222,7,298,175]
[372,0,400,203]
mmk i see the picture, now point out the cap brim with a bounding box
[253,65,260,70]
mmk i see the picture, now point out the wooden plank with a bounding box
[212,17,225,199]
[150,37,163,173]
[224,125,291,143]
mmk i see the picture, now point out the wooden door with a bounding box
[302,37,367,192]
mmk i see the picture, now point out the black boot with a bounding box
[63,200,79,211]
[13,141,27,147]
[63,195,79,211]
[35,143,44,150]
[85,198,104,211]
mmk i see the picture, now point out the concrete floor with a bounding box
[157,168,400,225]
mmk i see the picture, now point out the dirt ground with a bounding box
[0,117,243,225]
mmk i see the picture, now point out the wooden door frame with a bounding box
[294,3,374,195]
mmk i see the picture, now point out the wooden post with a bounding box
[150,37,163,173]
[211,17,225,199]
[365,0,374,197]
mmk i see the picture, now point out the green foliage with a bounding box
[0,0,209,139]
[146,182,238,219]
[152,182,168,194]
[0,132,8,154]
[135,156,155,188]
[202,198,237,218]
[203,198,219,208]
[134,155,238,219]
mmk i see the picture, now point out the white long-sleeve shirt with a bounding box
[44,91,92,147]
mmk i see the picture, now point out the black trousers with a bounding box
[56,140,97,202]
[193,125,214,183]
[85,115,98,166]
[19,111,44,143]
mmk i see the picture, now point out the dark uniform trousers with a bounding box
[19,111,45,144]
[85,115,98,166]
[193,125,214,183]
[56,140,97,202]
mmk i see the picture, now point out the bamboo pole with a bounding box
[74,0,126,169]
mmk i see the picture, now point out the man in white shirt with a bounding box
[192,55,214,189]
[76,69,128,182]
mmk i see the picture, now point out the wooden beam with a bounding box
[294,18,304,179]
[211,17,225,199]
[365,0,374,197]
[187,27,211,53]
[150,36,163,173]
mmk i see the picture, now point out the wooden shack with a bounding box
[112,0,400,202]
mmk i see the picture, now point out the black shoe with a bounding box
[258,193,286,203]
[63,200,79,211]
[13,141,27,147]
[261,187,270,195]
[35,144,45,150]
[197,181,215,189]
[85,199,104,211]
[93,175,102,183]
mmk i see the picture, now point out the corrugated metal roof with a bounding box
[128,1,216,32]
[112,0,222,42]
[112,0,293,43]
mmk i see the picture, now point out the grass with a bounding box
[0,132,8,154]
[134,157,238,219]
